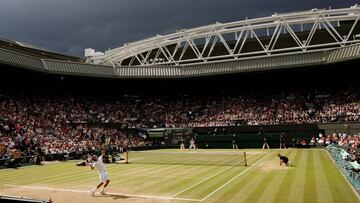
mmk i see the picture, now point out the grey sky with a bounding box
[0,0,358,57]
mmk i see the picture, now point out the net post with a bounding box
[125,151,128,164]
[244,152,247,166]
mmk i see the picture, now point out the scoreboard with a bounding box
[147,129,165,138]
[146,128,194,145]
[164,128,193,145]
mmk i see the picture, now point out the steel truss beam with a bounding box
[92,6,360,67]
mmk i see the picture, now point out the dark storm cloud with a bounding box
[0,0,358,57]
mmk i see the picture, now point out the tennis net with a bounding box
[125,151,248,166]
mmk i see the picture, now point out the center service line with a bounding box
[171,153,257,198]
[200,152,272,201]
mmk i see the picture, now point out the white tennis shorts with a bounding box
[99,171,109,182]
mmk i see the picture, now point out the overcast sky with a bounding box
[0,0,358,57]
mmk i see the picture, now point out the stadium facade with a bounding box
[0,6,360,79]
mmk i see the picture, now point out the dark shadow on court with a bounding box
[92,194,145,200]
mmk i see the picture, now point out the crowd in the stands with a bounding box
[311,132,360,170]
[1,87,360,162]
[1,87,359,128]
[0,119,149,163]
[335,133,360,166]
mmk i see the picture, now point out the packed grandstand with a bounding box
[1,86,360,128]
[1,83,359,163]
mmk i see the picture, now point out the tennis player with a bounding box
[89,144,110,195]
[277,154,289,166]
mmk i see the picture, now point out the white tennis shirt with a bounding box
[92,155,106,173]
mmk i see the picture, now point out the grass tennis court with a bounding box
[0,149,359,203]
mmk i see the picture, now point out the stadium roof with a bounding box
[1,5,360,79]
[1,43,360,78]
[88,5,360,67]
[0,38,83,62]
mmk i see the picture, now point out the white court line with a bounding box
[200,152,272,201]
[170,153,257,198]
[5,184,201,202]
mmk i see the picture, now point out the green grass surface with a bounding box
[0,149,359,203]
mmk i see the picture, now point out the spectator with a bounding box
[1,87,360,161]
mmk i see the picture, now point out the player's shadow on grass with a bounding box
[93,194,144,200]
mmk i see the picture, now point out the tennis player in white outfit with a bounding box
[89,144,110,195]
